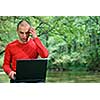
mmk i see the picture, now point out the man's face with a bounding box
[17,21,30,43]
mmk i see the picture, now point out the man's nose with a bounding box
[23,33,27,37]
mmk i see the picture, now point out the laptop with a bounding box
[15,58,48,83]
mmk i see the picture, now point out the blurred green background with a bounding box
[0,16,100,83]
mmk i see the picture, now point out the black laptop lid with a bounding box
[16,59,48,82]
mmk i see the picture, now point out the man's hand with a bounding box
[29,27,37,38]
[9,71,16,80]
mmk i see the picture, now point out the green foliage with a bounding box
[0,16,100,72]
[0,55,4,68]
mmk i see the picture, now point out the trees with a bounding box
[0,16,100,72]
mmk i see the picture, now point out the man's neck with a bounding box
[18,38,30,44]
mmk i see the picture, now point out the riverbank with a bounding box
[0,71,100,83]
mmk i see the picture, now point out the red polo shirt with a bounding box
[3,37,48,75]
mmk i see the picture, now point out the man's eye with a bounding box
[19,31,30,34]
[20,32,24,34]
[26,32,30,34]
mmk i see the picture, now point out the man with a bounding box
[2,20,49,82]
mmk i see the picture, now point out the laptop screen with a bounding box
[16,59,48,83]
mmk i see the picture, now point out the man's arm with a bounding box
[2,45,12,75]
[30,28,49,58]
[33,37,49,58]
[2,45,16,79]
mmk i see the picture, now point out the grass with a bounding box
[46,71,100,83]
[0,73,10,83]
[1,71,100,83]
